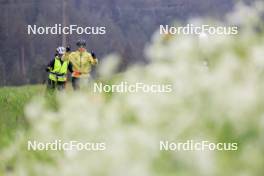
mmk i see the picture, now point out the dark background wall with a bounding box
[0,0,237,86]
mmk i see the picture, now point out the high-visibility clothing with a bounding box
[69,49,98,78]
[49,56,69,82]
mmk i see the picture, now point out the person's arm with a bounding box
[46,59,55,72]
[66,45,71,53]
[90,51,98,65]
[68,61,73,73]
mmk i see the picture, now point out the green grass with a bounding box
[0,85,45,149]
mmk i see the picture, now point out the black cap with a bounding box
[76,39,86,47]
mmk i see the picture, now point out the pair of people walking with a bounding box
[46,39,98,91]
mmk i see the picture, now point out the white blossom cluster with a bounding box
[1,2,264,176]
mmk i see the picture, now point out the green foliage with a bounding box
[0,85,44,149]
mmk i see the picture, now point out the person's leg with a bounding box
[47,79,56,90]
[57,81,66,91]
[72,77,80,90]
[46,79,56,95]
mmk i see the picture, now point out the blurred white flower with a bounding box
[98,53,121,79]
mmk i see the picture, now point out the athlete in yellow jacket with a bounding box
[68,39,98,90]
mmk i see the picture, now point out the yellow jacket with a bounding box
[68,49,98,78]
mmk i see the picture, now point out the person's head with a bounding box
[76,39,86,52]
[56,46,66,58]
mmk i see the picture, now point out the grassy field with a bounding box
[0,85,45,149]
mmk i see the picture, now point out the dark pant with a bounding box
[72,77,80,90]
[57,81,66,91]
[47,79,66,91]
